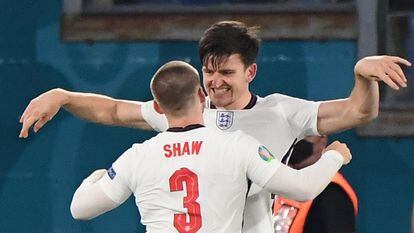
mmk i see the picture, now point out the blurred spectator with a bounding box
[274,136,358,233]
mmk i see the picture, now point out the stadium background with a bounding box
[0,1,413,232]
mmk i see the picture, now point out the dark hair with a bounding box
[199,21,260,69]
[288,140,313,166]
[150,61,200,116]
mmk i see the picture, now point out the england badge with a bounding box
[216,111,234,130]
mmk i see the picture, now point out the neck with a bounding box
[166,108,204,128]
[221,91,253,110]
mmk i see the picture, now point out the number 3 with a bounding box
[169,168,202,233]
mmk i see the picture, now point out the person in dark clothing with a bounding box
[274,136,357,233]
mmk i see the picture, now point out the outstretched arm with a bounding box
[317,55,411,135]
[19,88,152,138]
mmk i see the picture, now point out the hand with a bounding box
[19,88,68,138]
[354,55,411,90]
[323,140,352,165]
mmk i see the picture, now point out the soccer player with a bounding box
[70,61,352,233]
[20,21,410,233]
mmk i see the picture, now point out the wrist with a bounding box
[52,88,71,106]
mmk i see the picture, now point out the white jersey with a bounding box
[141,93,321,233]
[99,126,281,233]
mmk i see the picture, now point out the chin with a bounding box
[212,99,229,108]
[209,93,231,108]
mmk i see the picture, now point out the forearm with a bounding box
[59,89,151,129]
[61,90,113,123]
[63,91,119,124]
[264,150,343,201]
[348,75,379,122]
[317,77,379,135]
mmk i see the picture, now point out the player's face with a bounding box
[202,54,256,110]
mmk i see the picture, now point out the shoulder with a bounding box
[120,143,144,161]
[111,143,145,176]
[259,93,306,104]
[258,93,320,118]
[256,93,301,107]
[225,130,261,149]
[202,128,258,147]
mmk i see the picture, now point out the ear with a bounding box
[197,87,206,104]
[153,100,164,114]
[246,63,257,83]
[320,135,328,147]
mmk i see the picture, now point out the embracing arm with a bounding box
[71,146,138,220]
[19,88,152,138]
[317,55,411,135]
[264,150,343,201]
[70,169,125,220]
[263,141,350,201]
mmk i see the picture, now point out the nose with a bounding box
[209,73,225,88]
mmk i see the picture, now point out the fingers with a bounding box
[325,140,352,165]
[19,113,50,138]
[376,56,410,90]
[19,112,24,123]
[348,152,352,164]
[343,147,351,164]
[19,100,36,136]
[19,115,38,138]
[33,117,49,133]
[388,62,407,82]
[19,104,32,124]
[376,73,400,90]
[385,67,407,88]
[19,89,63,138]
[387,56,412,67]
[383,57,408,88]
[358,55,411,89]
[331,140,342,147]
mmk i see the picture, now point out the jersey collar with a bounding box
[167,124,205,132]
[209,93,258,110]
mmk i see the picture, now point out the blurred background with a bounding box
[1,0,413,232]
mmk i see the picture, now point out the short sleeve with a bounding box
[276,94,321,138]
[99,146,138,204]
[141,100,169,132]
[234,133,282,188]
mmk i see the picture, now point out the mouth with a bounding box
[211,87,230,95]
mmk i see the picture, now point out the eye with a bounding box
[203,69,213,75]
[221,70,235,76]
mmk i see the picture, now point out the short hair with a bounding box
[199,21,260,70]
[150,61,200,116]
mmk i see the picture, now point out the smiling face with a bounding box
[202,54,257,110]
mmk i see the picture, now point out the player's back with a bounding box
[130,125,251,233]
[141,94,320,233]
